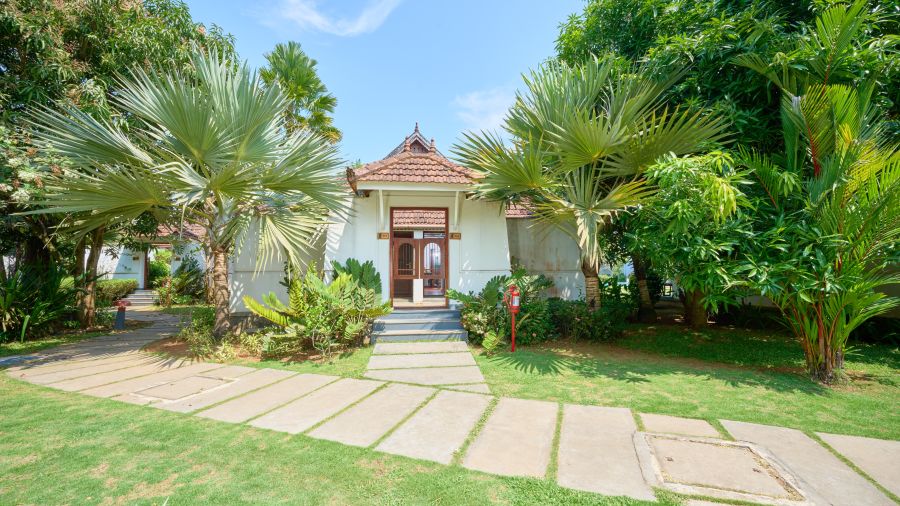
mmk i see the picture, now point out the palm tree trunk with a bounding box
[632,253,656,323]
[73,236,86,314]
[210,245,231,339]
[683,288,707,328]
[581,259,600,310]
[79,228,104,328]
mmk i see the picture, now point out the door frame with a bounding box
[388,207,449,308]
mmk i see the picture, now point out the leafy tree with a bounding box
[626,151,753,328]
[556,0,899,152]
[453,57,726,307]
[28,51,347,338]
[261,41,341,142]
[0,0,235,326]
[737,0,899,382]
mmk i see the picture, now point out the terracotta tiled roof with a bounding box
[392,209,447,229]
[156,223,206,241]
[505,203,533,218]
[347,124,480,187]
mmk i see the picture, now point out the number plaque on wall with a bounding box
[449,232,461,240]
[377,232,390,240]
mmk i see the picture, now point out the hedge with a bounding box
[96,279,138,304]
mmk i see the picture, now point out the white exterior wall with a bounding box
[325,191,511,302]
[506,218,583,300]
[97,246,146,288]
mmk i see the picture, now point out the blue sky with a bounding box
[183,0,583,163]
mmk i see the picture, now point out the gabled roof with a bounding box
[347,124,480,187]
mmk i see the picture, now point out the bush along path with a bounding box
[5,312,898,506]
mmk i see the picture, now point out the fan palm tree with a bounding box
[28,51,347,338]
[453,57,727,307]
[261,41,341,142]
[736,0,899,382]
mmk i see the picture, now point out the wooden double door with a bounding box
[391,233,447,298]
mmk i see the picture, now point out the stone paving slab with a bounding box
[137,375,230,401]
[373,341,469,354]
[649,435,796,499]
[463,398,558,478]
[445,383,490,394]
[250,378,383,434]
[557,405,654,500]
[158,368,297,414]
[197,373,338,423]
[641,413,721,438]
[48,357,192,391]
[817,432,900,497]
[82,362,223,398]
[722,420,894,506]
[377,390,491,464]
[309,383,434,447]
[364,366,485,385]
[8,353,153,379]
[367,352,476,370]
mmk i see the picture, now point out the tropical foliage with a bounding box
[261,41,341,142]
[243,268,391,358]
[736,0,899,382]
[331,258,383,295]
[0,265,77,342]
[626,152,753,327]
[453,56,727,308]
[27,51,347,338]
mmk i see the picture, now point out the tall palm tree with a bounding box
[261,42,341,143]
[453,57,727,307]
[28,51,346,338]
[736,0,899,382]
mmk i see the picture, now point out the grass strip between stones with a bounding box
[545,401,564,481]
[806,431,900,504]
[238,375,343,424]
[631,410,646,432]
[709,419,735,440]
[186,371,304,415]
[451,396,499,467]
[300,382,391,435]
[367,388,442,450]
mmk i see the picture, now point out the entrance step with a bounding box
[374,319,463,332]
[381,309,460,320]
[124,290,157,306]
[371,329,468,343]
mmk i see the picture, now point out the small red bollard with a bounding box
[114,300,130,330]
[503,284,520,352]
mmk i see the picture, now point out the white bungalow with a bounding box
[230,125,584,313]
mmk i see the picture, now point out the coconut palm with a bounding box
[453,57,727,307]
[261,41,341,142]
[736,0,899,382]
[28,51,346,338]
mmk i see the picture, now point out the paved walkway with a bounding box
[363,341,490,393]
[4,313,898,505]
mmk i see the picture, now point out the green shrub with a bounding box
[172,256,205,301]
[175,306,234,359]
[548,297,630,342]
[481,329,503,354]
[0,265,77,342]
[95,279,138,305]
[242,268,391,359]
[449,267,555,345]
[148,258,170,286]
[331,258,382,295]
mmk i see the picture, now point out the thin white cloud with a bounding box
[452,87,515,133]
[277,0,402,36]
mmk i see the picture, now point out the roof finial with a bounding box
[414,122,420,134]
[429,138,436,152]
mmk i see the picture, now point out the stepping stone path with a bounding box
[4,311,898,505]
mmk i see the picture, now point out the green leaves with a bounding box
[453,55,726,271]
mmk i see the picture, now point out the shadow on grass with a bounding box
[484,347,831,395]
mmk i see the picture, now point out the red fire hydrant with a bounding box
[504,284,520,352]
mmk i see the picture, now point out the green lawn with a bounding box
[0,375,677,505]
[231,346,374,378]
[477,324,900,440]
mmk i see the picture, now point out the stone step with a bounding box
[381,309,460,320]
[374,319,464,332]
[371,329,468,343]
